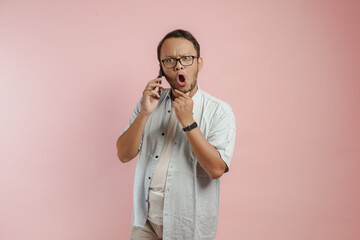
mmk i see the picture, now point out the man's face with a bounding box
[160,38,203,95]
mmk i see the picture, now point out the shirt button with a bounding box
[168,110,170,113]
[162,133,165,136]
[149,177,151,179]
[155,155,159,158]
[146,199,148,202]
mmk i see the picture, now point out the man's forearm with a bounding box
[185,127,227,179]
[116,111,150,163]
[170,89,226,179]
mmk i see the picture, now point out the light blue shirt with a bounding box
[122,86,236,240]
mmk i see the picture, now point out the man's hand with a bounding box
[116,77,163,163]
[141,78,164,116]
[172,89,195,127]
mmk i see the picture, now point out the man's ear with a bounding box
[197,57,203,71]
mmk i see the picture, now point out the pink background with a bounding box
[1,0,360,239]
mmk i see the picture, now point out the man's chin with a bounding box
[172,85,197,97]
[169,80,197,95]
[171,86,190,94]
[180,88,191,94]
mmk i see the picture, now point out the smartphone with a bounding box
[158,68,163,96]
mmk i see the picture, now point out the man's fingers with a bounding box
[174,96,186,103]
[145,79,164,91]
[177,96,188,101]
[145,84,163,91]
[150,77,162,83]
[174,94,192,103]
[145,89,160,99]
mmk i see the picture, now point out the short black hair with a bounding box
[157,29,200,62]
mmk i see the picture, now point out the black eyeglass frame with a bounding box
[161,56,198,69]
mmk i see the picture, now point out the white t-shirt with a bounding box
[148,108,178,231]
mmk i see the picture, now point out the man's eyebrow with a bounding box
[164,53,193,58]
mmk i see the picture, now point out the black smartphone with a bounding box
[158,68,163,96]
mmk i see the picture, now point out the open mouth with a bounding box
[177,74,186,86]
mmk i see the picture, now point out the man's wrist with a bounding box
[138,110,151,119]
[183,122,198,132]
[180,116,195,127]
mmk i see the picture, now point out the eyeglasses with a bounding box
[161,56,197,68]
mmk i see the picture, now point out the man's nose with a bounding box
[175,60,184,71]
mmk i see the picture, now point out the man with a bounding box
[117,29,236,240]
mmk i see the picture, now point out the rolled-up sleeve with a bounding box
[121,98,143,149]
[207,105,236,172]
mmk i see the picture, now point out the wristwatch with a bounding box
[183,122,198,132]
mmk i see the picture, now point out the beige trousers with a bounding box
[130,220,162,240]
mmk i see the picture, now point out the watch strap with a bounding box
[183,122,198,132]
